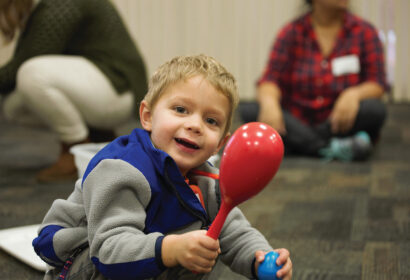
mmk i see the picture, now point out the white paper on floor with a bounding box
[0,224,47,271]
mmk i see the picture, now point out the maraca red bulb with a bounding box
[205,122,284,241]
[219,122,284,207]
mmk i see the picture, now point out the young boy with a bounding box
[33,55,292,280]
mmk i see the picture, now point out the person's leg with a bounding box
[349,98,387,142]
[44,247,105,280]
[281,111,327,156]
[238,101,259,124]
[238,101,326,156]
[15,55,133,182]
[17,55,133,143]
[2,90,45,126]
[65,247,105,280]
[315,98,387,142]
[315,99,387,161]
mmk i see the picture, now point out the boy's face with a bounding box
[140,75,230,176]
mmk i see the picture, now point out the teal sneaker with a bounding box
[319,131,372,161]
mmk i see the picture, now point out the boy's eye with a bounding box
[206,118,218,126]
[174,106,186,114]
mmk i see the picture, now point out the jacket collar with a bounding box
[131,128,178,178]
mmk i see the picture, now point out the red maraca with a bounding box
[207,122,284,239]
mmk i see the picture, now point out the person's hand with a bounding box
[258,100,286,135]
[161,230,220,273]
[255,249,293,280]
[330,88,360,134]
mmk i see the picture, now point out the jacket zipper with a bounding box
[164,163,210,229]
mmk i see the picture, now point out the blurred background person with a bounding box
[0,0,147,182]
[241,0,388,161]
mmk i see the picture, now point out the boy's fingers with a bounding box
[200,237,220,251]
[275,248,290,264]
[254,250,265,262]
[194,246,220,261]
[190,254,219,273]
[196,256,216,268]
[277,256,292,279]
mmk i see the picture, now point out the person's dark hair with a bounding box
[0,0,33,43]
[305,0,313,5]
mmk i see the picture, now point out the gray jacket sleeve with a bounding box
[38,178,89,262]
[219,207,273,278]
[82,159,164,274]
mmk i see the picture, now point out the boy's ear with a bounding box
[215,133,230,153]
[139,100,152,131]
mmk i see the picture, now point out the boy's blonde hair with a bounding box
[144,54,239,135]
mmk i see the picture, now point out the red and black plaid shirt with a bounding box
[258,11,387,125]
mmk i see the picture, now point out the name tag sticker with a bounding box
[331,54,360,76]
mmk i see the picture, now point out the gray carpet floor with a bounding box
[1,103,409,279]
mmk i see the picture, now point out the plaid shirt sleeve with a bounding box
[359,21,388,90]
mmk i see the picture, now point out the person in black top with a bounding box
[0,0,148,182]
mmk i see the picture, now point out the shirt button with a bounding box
[321,60,328,68]
[316,79,323,86]
[317,96,324,104]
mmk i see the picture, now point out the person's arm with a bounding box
[330,21,387,134]
[217,207,273,278]
[82,159,167,279]
[256,23,294,134]
[257,82,286,134]
[330,81,384,134]
[0,0,83,94]
[33,179,88,267]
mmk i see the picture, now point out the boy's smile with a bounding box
[175,137,200,152]
[140,75,230,175]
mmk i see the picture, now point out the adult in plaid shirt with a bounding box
[242,0,387,161]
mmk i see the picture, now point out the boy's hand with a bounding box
[255,249,293,279]
[162,230,220,273]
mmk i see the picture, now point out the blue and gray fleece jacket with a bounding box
[33,128,272,279]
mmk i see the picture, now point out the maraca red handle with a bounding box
[192,203,232,274]
[207,202,232,239]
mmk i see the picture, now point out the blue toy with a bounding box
[257,251,283,280]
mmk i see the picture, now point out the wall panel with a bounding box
[111,0,299,99]
[1,0,407,101]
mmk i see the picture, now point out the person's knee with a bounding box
[238,101,259,123]
[360,99,387,124]
[16,56,51,96]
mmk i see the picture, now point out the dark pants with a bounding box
[238,99,387,157]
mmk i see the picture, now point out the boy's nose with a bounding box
[185,115,202,134]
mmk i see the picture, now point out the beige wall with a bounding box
[392,0,409,102]
[111,0,301,100]
[353,0,408,102]
[1,0,409,101]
